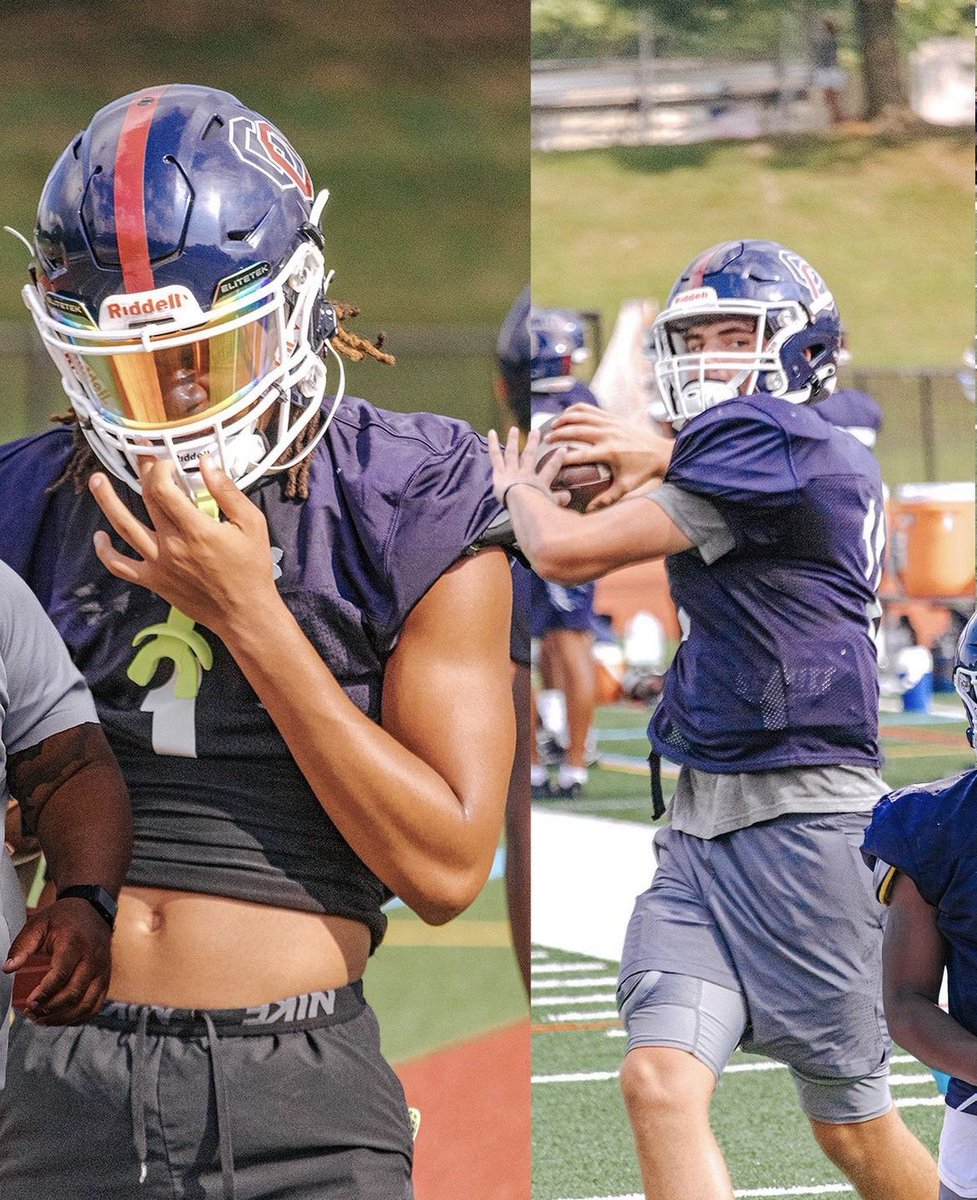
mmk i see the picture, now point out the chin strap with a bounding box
[126,492,219,700]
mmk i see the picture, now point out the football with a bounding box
[534,417,613,513]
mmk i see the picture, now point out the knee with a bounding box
[620,1048,711,1126]
[811,1114,891,1174]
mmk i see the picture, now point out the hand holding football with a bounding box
[534,417,613,513]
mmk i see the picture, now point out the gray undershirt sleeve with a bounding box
[640,483,735,564]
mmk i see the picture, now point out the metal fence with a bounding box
[532,56,835,151]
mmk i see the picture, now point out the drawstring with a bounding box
[203,1012,237,1200]
[648,752,666,820]
[129,1009,236,1198]
[131,1007,149,1185]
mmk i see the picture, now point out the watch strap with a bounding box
[56,884,117,930]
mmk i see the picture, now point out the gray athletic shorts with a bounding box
[0,982,414,1199]
[617,813,892,1123]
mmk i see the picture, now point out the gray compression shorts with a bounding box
[617,813,893,1124]
[0,982,414,1199]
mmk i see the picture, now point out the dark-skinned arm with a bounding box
[5,722,131,1024]
[487,427,693,584]
[89,457,514,925]
[882,871,977,1086]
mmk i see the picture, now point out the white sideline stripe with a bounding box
[533,976,620,990]
[533,962,609,975]
[533,992,617,1007]
[896,1095,945,1108]
[532,809,657,961]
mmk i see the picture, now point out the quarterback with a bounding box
[492,240,937,1198]
[0,85,514,1198]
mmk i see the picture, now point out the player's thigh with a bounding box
[714,812,889,1084]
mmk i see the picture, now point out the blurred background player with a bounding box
[813,329,884,449]
[495,287,532,995]
[492,239,937,1200]
[530,305,599,799]
[862,612,977,1200]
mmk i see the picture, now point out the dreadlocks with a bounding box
[48,302,395,501]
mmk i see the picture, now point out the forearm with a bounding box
[506,485,691,583]
[216,589,512,923]
[12,724,131,898]
[885,991,977,1086]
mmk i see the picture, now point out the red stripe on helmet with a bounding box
[114,86,169,294]
[688,250,714,290]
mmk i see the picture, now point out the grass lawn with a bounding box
[532,131,972,370]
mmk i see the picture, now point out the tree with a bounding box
[854,0,909,118]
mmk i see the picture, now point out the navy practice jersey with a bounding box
[0,399,503,947]
[531,379,599,426]
[813,389,883,444]
[862,770,977,1109]
[650,394,885,772]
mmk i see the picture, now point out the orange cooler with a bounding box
[889,483,975,599]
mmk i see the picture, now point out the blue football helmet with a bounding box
[651,239,841,426]
[954,612,977,749]
[530,306,588,387]
[13,84,343,494]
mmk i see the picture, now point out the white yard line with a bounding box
[532,976,620,990]
[533,962,611,975]
[557,1185,857,1200]
[534,1061,938,1085]
[533,993,618,1007]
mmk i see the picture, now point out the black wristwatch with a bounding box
[56,885,118,930]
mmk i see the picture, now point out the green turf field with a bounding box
[532,132,972,371]
[530,701,968,1198]
[369,876,527,1065]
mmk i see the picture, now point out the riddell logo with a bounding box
[99,286,204,331]
[105,293,183,321]
[674,288,718,307]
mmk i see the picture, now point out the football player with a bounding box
[0,85,514,1199]
[862,613,977,1200]
[530,306,599,799]
[491,239,937,1199]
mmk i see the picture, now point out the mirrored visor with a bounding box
[66,306,279,429]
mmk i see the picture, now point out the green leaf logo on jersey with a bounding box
[128,608,213,699]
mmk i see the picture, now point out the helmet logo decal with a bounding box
[672,287,719,308]
[98,285,204,331]
[228,117,314,200]
[214,262,272,304]
[777,250,834,313]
